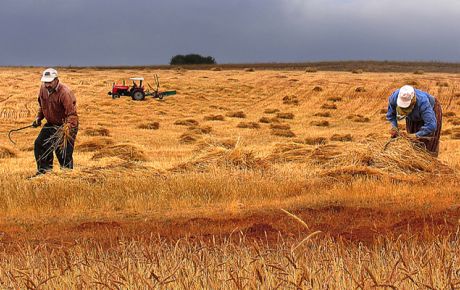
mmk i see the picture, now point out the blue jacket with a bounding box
[386,89,437,137]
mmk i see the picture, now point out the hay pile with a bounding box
[264,108,280,114]
[91,144,148,162]
[174,119,199,126]
[204,114,225,121]
[237,122,260,129]
[172,146,269,173]
[137,122,160,130]
[195,138,237,151]
[85,127,110,137]
[78,137,114,152]
[0,146,17,159]
[310,120,330,127]
[321,139,452,176]
[347,114,370,123]
[226,111,246,118]
[267,138,453,178]
[276,112,294,119]
[282,96,299,105]
[267,143,312,163]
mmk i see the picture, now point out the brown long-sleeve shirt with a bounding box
[36,82,79,127]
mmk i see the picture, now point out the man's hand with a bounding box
[32,118,42,128]
[390,127,399,138]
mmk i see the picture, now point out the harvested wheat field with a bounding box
[1,66,460,288]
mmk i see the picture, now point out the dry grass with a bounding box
[91,144,148,161]
[276,112,294,119]
[78,137,114,152]
[179,132,200,144]
[226,111,247,118]
[321,103,338,110]
[347,114,371,123]
[330,133,353,142]
[270,123,290,130]
[0,234,459,289]
[174,119,199,126]
[312,86,323,92]
[137,121,160,130]
[271,129,296,138]
[204,114,225,121]
[172,145,269,172]
[237,122,260,129]
[187,125,212,134]
[84,127,110,137]
[0,67,459,287]
[195,137,237,151]
[0,146,17,159]
[267,143,312,162]
[282,95,299,105]
[304,136,328,145]
[264,108,280,114]
[314,111,331,118]
[310,120,330,127]
[327,96,343,102]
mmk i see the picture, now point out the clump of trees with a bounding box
[170,54,216,65]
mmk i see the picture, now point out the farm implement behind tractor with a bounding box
[108,74,176,101]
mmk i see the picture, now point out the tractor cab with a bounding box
[130,77,144,89]
[129,77,146,100]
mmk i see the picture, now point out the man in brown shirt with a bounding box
[33,68,79,175]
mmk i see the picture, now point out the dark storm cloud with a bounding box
[0,0,458,66]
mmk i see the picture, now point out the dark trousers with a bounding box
[34,124,78,173]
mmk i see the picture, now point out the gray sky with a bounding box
[0,0,459,66]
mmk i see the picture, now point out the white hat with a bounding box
[397,85,415,108]
[41,68,58,82]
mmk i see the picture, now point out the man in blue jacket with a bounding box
[386,85,442,156]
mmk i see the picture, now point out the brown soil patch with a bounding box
[2,206,460,247]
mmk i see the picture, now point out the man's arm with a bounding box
[61,89,78,128]
[36,87,45,121]
[416,102,437,137]
[386,92,398,128]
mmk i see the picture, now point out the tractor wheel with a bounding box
[132,90,145,101]
[112,94,119,99]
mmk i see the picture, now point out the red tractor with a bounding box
[108,75,176,101]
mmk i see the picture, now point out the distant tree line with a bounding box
[170,54,216,65]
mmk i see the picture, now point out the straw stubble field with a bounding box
[0,67,460,288]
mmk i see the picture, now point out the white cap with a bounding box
[41,68,58,82]
[397,85,415,108]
